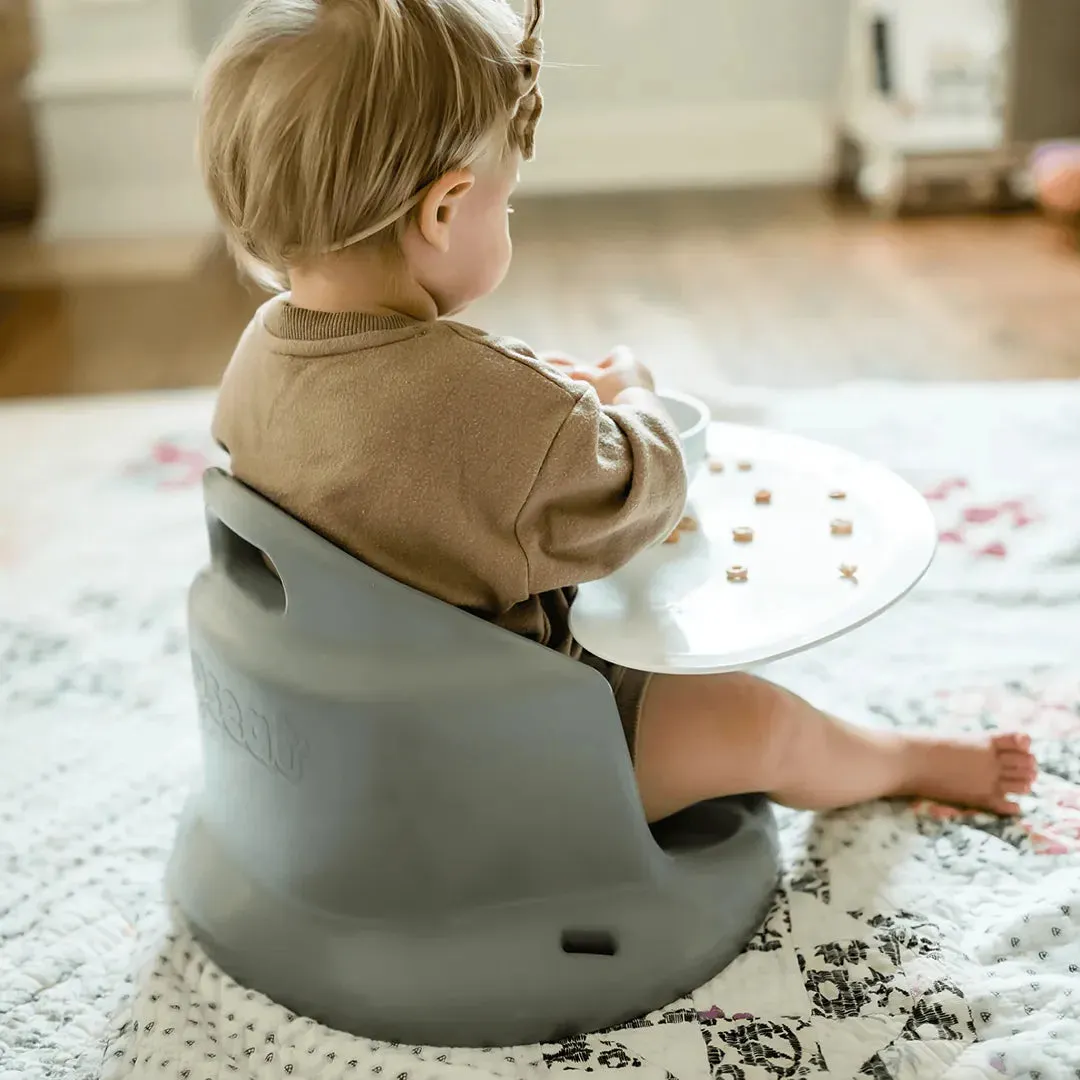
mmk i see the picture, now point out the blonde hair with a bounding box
[198,0,543,289]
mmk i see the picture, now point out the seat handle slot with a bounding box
[561,929,619,957]
[207,516,288,614]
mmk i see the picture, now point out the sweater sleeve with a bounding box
[515,388,688,592]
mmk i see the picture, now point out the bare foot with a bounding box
[899,731,1037,815]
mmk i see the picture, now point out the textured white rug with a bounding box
[2,383,1080,1080]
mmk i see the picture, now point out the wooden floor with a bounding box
[2,189,1080,400]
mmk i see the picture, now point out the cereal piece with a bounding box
[830,518,853,536]
[732,526,754,544]
[839,563,858,580]
[754,489,772,506]
[737,461,753,472]
[726,565,749,583]
[663,529,681,544]
[678,515,698,532]
[829,490,847,501]
[708,457,725,474]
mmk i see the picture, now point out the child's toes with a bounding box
[1000,755,1037,782]
[993,731,1031,755]
[990,732,1038,802]
[986,795,1023,816]
[998,774,1034,796]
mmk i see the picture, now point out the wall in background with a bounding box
[543,0,847,107]
[524,0,848,192]
[34,0,848,239]
[188,0,236,59]
[187,0,849,102]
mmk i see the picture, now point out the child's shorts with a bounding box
[579,650,652,762]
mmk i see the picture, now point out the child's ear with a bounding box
[417,169,475,253]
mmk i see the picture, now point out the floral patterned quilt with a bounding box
[2,383,1080,1080]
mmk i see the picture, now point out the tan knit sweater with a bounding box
[212,296,687,658]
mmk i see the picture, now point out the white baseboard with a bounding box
[521,101,835,194]
[39,179,217,241]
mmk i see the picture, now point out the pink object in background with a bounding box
[123,436,212,490]
[1030,142,1080,216]
[963,505,999,524]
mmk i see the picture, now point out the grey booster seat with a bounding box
[167,468,780,1048]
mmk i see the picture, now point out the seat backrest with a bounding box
[188,469,664,918]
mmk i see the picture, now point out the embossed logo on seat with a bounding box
[192,652,307,782]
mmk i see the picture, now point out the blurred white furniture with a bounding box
[27,0,211,239]
[837,0,1080,213]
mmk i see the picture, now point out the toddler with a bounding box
[202,0,1036,823]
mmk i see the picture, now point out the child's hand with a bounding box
[540,351,581,373]
[570,346,655,405]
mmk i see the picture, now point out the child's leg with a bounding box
[634,673,1037,824]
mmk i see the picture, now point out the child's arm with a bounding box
[514,383,687,592]
[546,345,679,435]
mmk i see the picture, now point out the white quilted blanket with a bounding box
[3,383,1080,1080]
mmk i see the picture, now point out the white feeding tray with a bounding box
[570,421,937,675]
